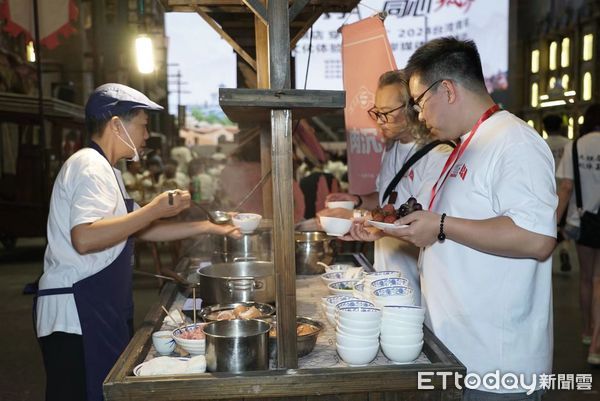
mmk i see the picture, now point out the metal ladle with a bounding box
[192,170,272,224]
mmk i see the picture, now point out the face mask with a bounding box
[116,119,140,162]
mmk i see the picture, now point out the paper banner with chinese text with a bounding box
[341,16,397,195]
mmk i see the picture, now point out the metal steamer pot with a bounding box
[211,227,272,263]
[204,319,270,373]
[294,231,335,275]
[196,261,275,306]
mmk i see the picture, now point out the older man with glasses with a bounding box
[380,38,557,400]
[325,70,452,301]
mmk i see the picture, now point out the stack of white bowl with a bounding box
[372,285,415,307]
[335,305,381,366]
[320,295,357,325]
[380,305,425,364]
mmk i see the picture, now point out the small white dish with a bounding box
[231,213,262,234]
[368,220,409,230]
[320,216,352,237]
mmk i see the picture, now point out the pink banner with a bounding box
[341,16,397,195]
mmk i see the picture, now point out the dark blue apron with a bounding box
[36,142,134,401]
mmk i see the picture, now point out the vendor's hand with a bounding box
[325,192,359,204]
[149,190,191,218]
[338,218,383,242]
[382,210,440,247]
[206,223,242,239]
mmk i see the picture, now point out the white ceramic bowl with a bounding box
[380,324,423,337]
[382,313,425,326]
[334,299,375,310]
[370,277,410,290]
[336,306,382,322]
[152,330,176,356]
[321,271,348,285]
[326,201,355,210]
[337,316,380,330]
[328,280,360,295]
[324,264,356,274]
[364,271,401,282]
[379,332,424,345]
[373,297,415,308]
[382,305,426,317]
[325,311,336,326]
[336,332,379,348]
[231,213,262,234]
[380,341,423,363]
[337,322,380,337]
[172,323,206,355]
[319,216,352,237]
[336,343,380,366]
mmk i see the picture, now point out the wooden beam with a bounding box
[268,0,298,370]
[289,0,310,22]
[194,6,257,71]
[242,0,267,25]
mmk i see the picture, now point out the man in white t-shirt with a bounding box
[325,71,450,300]
[380,38,556,399]
[35,83,240,401]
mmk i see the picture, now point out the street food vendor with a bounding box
[34,83,239,401]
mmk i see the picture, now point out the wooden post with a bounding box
[255,6,273,218]
[268,0,298,368]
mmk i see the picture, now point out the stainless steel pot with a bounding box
[204,319,270,373]
[211,228,272,263]
[294,231,335,275]
[197,261,275,306]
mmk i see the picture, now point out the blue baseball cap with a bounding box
[85,83,164,120]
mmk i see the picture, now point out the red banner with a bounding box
[341,16,397,195]
[0,0,78,49]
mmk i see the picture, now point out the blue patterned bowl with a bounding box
[335,299,374,310]
[365,271,401,281]
[370,277,410,290]
[372,285,413,298]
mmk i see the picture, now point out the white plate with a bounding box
[133,357,190,376]
[368,220,409,230]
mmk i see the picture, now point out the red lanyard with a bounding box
[428,104,500,210]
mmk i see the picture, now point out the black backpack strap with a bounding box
[382,140,456,204]
[572,137,583,212]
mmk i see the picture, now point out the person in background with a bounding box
[325,70,452,301]
[159,158,190,192]
[121,160,145,204]
[140,157,162,204]
[170,137,193,174]
[556,103,600,365]
[35,83,239,401]
[374,38,556,399]
[188,158,217,204]
[543,114,573,273]
[300,158,341,220]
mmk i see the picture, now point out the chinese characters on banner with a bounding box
[296,0,508,192]
[341,17,396,195]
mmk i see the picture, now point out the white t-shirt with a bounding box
[556,132,600,227]
[36,148,130,337]
[421,110,557,392]
[545,135,570,172]
[373,141,451,304]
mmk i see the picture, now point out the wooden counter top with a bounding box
[104,257,466,400]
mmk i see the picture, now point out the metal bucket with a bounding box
[197,261,275,305]
[294,231,335,275]
[204,319,270,373]
[211,227,272,263]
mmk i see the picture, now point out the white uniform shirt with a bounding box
[36,148,130,337]
[421,111,557,392]
[374,141,451,304]
[556,132,600,227]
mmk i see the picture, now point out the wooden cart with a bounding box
[104,255,466,401]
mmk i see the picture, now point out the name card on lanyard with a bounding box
[428,104,501,210]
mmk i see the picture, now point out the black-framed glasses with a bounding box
[411,79,444,113]
[367,104,405,123]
